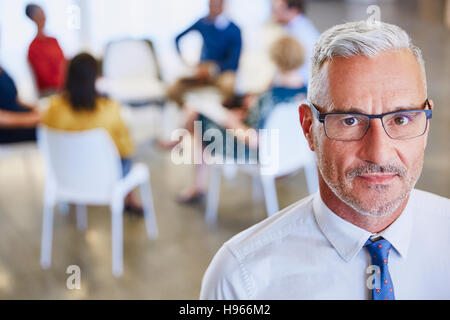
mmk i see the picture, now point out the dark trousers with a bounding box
[0,128,37,144]
[121,158,133,177]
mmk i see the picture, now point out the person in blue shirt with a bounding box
[167,0,242,107]
[272,0,319,83]
[0,67,41,143]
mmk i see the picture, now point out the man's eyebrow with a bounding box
[329,103,426,114]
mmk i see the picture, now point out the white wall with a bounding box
[0,0,272,101]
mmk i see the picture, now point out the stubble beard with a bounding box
[314,137,423,217]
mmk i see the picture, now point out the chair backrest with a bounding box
[103,39,162,81]
[38,126,123,204]
[258,102,315,177]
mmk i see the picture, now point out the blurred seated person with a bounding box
[0,66,41,143]
[26,3,66,97]
[42,53,142,215]
[272,0,319,82]
[167,0,242,107]
[175,36,307,203]
[230,35,307,131]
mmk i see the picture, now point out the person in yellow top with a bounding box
[43,94,134,158]
[42,53,142,215]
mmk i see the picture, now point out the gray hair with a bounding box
[308,21,427,109]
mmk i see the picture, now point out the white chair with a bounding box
[101,39,166,106]
[37,126,158,277]
[205,102,319,225]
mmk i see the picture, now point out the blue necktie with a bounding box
[365,238,395,300]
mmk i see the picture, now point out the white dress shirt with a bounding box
[285,14,320,83]
[200,189,450,299]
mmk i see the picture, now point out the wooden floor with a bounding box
[0,0,449,299]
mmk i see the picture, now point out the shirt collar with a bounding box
[286,14,304,31]
[376,191,413,258]
[313,191,413,262]
[214,14,230,30]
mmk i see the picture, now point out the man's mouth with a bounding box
[357,173,398,184]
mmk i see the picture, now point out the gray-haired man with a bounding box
[200,21,450,300]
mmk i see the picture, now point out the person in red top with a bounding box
[26,4,66,96]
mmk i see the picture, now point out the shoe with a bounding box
[124,203,144,217]
[176,192,205,205]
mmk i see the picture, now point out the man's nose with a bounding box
[357,119,395,165]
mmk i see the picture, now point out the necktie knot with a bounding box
[365,238,392,264]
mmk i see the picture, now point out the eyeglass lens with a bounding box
[323,111,427,141]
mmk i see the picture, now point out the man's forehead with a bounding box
[324,50,426,113]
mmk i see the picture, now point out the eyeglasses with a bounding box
[307,99,433,141]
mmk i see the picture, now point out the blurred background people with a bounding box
[42,53,143,215]
[0,65,41,143]
[243,35,307,129]
[25,3,66,97]
[167,0,242,107]
[272,0,319,82]
[174,35,307,203]
[0,0,448,301]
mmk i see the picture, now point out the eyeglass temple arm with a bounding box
[425,99,433,119]
[306,101,325,122]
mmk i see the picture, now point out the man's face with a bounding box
[272,0,290,24]
[209,0,224,18]
[312,50,429,216]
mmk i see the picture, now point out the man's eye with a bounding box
[342,117,359,126]
[393,115,410,125]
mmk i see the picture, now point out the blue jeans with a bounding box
[121,158,133,177]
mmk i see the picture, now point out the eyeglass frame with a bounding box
[306,99,433,141]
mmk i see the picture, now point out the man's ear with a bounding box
[424,99,434,149]
[299,104,315,151]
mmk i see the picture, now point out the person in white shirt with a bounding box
[200,20,450,300]
[272,0,320,82]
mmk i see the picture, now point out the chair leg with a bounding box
[76,205,88,232]
[58,203,70,216]
[111,201,124,277]
[205,165,221,226]
[40,204,54,269]
[261,175,279,217]
[140,181,158,239]
[252,174,264,203]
